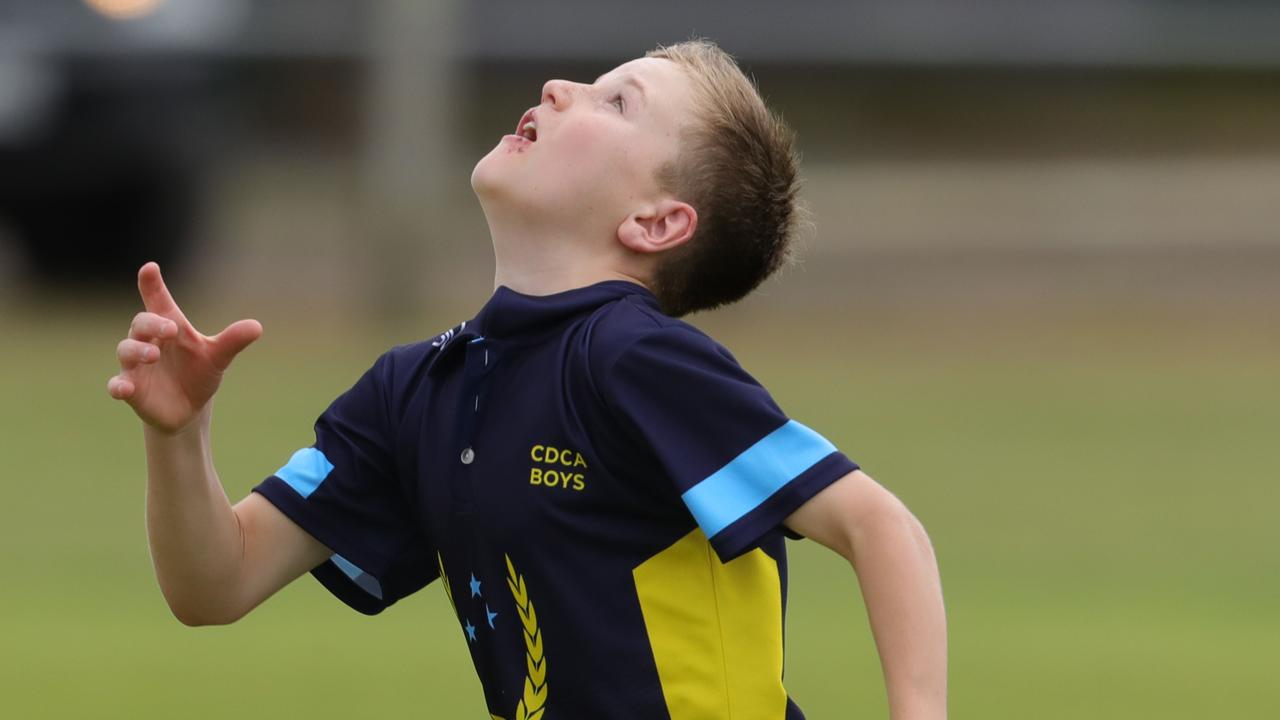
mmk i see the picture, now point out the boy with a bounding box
[108,40,946,719]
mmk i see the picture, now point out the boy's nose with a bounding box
[541,79,580,110]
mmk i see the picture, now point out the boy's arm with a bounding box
[785,469,947,720]
[143,414,331,625]
[111,263,331,626]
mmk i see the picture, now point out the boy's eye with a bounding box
[611,94,625,112]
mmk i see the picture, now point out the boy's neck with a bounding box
[493,263,647,298]
[486,216,650,298]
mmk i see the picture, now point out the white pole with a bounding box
[360,0,461,320]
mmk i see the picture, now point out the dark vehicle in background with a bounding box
[0,0,361,284]
[0,56,222,282]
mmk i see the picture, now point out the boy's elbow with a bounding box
[171,605,245,627]
[171,607,214,627]
[164,592,247,627]
[892,501,935,556]
[849,492,935,563]
[881,496,931,544]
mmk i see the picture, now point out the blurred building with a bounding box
[1,0,1277,313]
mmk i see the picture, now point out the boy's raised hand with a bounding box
[108,262,263,435]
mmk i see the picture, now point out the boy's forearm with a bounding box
[143,405,245,625]
[850,505,947,720]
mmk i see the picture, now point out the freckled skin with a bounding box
[502,136,532,154]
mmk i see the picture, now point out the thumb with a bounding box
[209,319,263,370]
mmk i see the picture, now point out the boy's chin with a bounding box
[472,163,550,207]
[470,150,528,191]
[471,175,546,222]
[469,158,506,198]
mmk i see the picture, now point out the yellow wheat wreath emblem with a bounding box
[506,553,547,720]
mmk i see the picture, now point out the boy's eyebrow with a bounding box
[624,76,648,104]
[595,74,648,104]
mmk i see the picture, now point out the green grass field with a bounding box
[1,298,1276,718]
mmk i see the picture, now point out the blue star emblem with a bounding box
[469,573,482,598]
[486,604,498,629]
[464,618,477,642]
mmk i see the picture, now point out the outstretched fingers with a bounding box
[110,336,160,401]
[137,262,186,321]
[107,375,135,400]
[112,307,170,403]
[117,338,162,369]
[209,319,263,371]
[130,311,178,343]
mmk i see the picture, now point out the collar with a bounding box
[426,280,660,375]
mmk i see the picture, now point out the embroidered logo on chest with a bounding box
[528,443,588,491]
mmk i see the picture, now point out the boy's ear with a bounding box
[617,199,698,255]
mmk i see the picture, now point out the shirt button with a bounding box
[460,447,475,465]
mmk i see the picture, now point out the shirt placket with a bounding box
[451,336,497,508]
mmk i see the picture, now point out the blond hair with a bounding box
[645,39,805,317]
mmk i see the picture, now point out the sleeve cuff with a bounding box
[252,478,393,615]
[707,452,859,562]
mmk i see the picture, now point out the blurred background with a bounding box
[1,1,1277,718]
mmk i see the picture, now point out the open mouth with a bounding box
[514,108,538,142]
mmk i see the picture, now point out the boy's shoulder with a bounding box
[377,315,483,373]
[356,333,454,398]
[583,292,733,378]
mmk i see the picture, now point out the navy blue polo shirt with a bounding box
[253,280,859,720]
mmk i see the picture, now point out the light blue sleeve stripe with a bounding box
[331,554,384,600]
[681,420,837,538]
[274,447,334,499]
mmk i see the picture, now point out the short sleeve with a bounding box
[252,352,438,614]
[598,324,858,561]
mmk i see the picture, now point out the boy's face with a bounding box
[471,57,695,238]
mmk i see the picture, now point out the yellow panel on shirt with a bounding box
[632,528,787,719]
